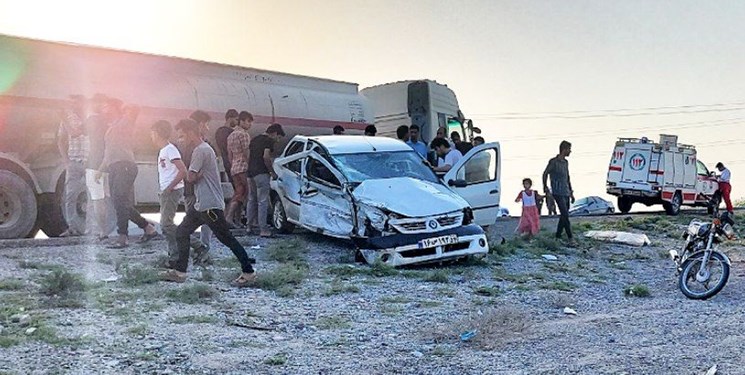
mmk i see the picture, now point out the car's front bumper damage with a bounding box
[351,224,489,267]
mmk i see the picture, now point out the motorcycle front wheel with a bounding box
[678,251,730,300]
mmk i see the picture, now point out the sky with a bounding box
[1,0,744,214]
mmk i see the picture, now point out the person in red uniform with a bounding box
[716,162,733,214]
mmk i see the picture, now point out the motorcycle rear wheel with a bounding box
[678,251,730,300]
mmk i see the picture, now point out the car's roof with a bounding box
[298,135,416,155]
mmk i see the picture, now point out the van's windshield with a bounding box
[331,151,439,184]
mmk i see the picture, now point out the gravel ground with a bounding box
[1,213,744,375]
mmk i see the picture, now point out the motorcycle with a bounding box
[669,213,735,300]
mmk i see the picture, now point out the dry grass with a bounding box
[424,305,533,350]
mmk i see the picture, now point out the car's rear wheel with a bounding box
[271,197,295,234]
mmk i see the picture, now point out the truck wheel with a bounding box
[618,197,633,214]
[38,192,67,237]
[664,192,682,216]
[0,170,38,239]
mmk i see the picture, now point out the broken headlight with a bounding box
[463,207,474,225]
[360,204,390,236]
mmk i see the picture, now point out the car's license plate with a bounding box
[418,234,458,249]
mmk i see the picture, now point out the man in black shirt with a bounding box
[451,131,473,155]
[543,140,575,243]
[215,109,239,183]
[246,123,285,237]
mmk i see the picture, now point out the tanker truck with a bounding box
[0,34,480,239]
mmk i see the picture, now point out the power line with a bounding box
[502,140,745,162]
[472,101,745,120]
[497,117,745,142]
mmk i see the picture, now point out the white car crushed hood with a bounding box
[351,177,468,217]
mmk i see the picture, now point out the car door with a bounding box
[695,160,718,198]
[588,197,601,215]
[443,142,501,226]
[299,153,354,238]
[273,140,307,223]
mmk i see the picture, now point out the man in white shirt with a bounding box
[150,120,207,266]
[716,162,733,214]
[430,138,463,173]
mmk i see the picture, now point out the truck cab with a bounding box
[360,80,481,151]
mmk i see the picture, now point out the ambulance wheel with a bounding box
[664,192,682,216]
[618,197,633,214]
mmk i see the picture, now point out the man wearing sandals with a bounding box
[163,119,256,285]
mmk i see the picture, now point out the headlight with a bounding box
[722,223,736,239]
[463,207,474,225]
[687,223,701,236]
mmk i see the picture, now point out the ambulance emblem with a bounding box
[629,153,646,171]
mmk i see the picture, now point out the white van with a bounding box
[606,135,719,215]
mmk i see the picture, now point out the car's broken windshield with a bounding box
[331,151,439,184]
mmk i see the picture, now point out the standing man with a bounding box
[406,124,428,158]
[246,124,285,237]
[189,110,215,248]
[163,119,256,286]
[225,111,253,227]
[333,125,345,135]
[430,138,463,173]
[57,96,89,237]
[716,162,733,214]
[396,125,410,142]
[215,109,239,183]
[543,141,575,242]
[176,111,214,265]
[451,131,473,155]
[150,120,208,267]
[85,95,116,241]
[364,125,377,136]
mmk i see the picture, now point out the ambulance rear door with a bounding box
[621,144,653,188]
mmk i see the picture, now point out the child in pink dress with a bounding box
[515,178,543,237]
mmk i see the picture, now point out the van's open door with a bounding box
[443,143,501,226]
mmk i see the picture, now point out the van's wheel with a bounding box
[271,197,295,234]
[0,171,38,239]
[664,192,682,216]
[618,197,633,214]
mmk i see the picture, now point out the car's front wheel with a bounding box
[271,197,295,234]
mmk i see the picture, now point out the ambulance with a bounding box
[606,135,720,215]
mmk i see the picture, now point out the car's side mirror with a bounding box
[448,179,468,188]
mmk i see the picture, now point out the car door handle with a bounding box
[489,189,499,194]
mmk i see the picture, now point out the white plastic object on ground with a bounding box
[584,230,652,247]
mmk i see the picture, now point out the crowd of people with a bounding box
[57,98,735,286]
[333,123,487,174]
[57,95,292,285]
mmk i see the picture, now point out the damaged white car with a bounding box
[269,135,501,267]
